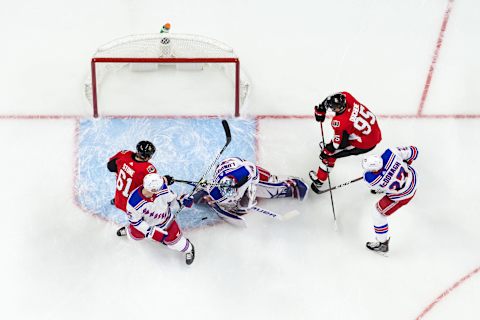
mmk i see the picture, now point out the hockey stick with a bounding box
[175,179,237,189]
[118,122,231,237]
[320,121,338,231]
[315,177,363,195]
[169,120,232,222]
[249,206,300,221]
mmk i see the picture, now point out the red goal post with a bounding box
[85,33,250,118]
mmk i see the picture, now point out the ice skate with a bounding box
[116,226,127,237]
[366,238,389,255]
[309,170,324,194]
[185,243,195,265]
[286,178,309,200]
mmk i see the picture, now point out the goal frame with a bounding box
[90,57,241,118]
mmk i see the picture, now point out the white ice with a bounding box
[1,0,479,319]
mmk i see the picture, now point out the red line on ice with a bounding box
[416,266,480,319]
[417,0,455,116]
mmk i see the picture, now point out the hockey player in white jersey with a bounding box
[117,173,196,265]
[194,157,308,226]
[362,146,419,254]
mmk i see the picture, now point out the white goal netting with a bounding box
[85,33,250,117]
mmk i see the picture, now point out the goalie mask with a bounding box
[218,176,237,198]
[362,155,383,172]
[143,173,163,193]
[136,140,156,160]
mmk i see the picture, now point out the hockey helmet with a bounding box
[136,140,156,160]
[143,173,163,193]
[362,155,383,172]
[219,176,237,197]
[325,93,346,114]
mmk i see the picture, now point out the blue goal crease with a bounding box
[75,118,256,230]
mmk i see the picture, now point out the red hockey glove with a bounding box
[314,104,327,122]
[320,148,334,161]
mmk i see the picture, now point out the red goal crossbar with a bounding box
[90,57,241,118]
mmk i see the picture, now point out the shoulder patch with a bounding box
[364,171,381,184]
[147,165,155,173]
[332,120,340,128]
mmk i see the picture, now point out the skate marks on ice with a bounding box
[74,118,255,230]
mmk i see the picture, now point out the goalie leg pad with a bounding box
[210,203,247,228]
[256,178,307,200]
[286,178,308,200]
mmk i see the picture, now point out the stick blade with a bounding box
[278,210,300,221]
[221,119,232,144]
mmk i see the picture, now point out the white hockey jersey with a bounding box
[364,146,418,201]
[207,157,259,212]
[126,183,179,235]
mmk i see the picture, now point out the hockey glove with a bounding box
[319,148,334,161]
[314,104,327,122]
[164,175,174,185]
[179,194,194,208]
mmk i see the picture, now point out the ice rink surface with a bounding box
[1,0,479,319]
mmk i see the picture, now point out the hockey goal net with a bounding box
[85,33,250,117]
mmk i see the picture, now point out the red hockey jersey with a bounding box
[109,150,157,212]
[330,92,382,150]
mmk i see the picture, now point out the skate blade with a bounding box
[367,249,389,257]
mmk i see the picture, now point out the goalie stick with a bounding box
[214,206,299,228]
[249,206,300,221]
[175,177,246,189]
[166,120,232,228]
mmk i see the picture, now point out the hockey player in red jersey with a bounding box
[107,141,174,212]
[309,92,382,193]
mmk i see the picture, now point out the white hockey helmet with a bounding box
[143,173,163,193]
[362,155,383,172]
